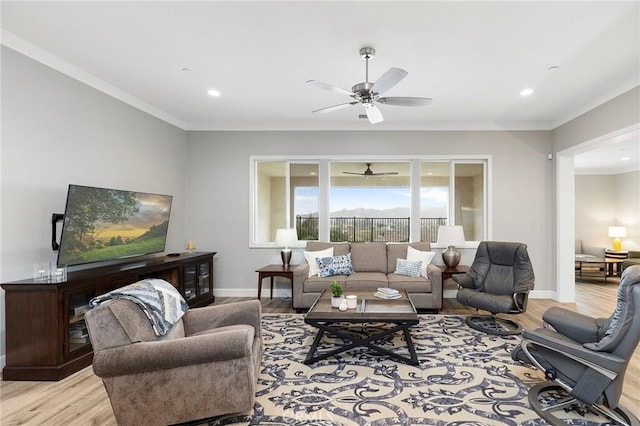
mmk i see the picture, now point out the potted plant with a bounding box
[330,280,344,308]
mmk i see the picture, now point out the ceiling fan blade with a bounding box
[377,96,433,107]
[365,104,384,124]
[342,171,365,175]
[312,102,358,114]
[370,67,408,95]
[306,80,353,96]
[371,172,399,176]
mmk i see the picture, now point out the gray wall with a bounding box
[186,130,553,298]
[552,86,640,152]
[0,47,188,366]
[576,171,640,250]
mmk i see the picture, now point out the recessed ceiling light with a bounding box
[520,88,534,97]
[207,89,221,97]
[621,157,631,161]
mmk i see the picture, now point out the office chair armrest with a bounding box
[521,328,625,377]
[542,307,608,344]
[452,274,474,288]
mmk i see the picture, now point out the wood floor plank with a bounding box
[1,279,637,424]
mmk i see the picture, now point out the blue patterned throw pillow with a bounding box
[394,258,422,277]
[317,253,355,278]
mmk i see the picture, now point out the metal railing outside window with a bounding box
[295,216,447,243]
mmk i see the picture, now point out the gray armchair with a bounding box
[85,299,262,425]
[511,265,640,426]
[453,241,535,335]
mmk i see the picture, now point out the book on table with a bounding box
[374,287,401,299]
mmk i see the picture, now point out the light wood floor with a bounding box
[1,279,638,425]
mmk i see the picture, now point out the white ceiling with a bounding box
[1,1,639,173]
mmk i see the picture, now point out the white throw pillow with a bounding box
[304,248,334,277]
[406,246,435,278]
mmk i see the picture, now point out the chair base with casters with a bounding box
[527,383,639,426]
[512,265,640,426]
[465,314,522,335]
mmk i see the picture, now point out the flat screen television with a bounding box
[57,184,173,267]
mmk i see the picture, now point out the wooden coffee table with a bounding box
[304,289,419,365]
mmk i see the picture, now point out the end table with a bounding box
[438,264,469,308]
[256,264,298,306]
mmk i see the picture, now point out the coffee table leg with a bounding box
[304,321,419,365]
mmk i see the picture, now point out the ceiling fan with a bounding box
[343,163,399,177]
[307,47,433,124]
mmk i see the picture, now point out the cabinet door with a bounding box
[183,264,197,302]
[65,289,94,357]
[198,262,211,295]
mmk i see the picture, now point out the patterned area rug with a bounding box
[204,314,615,425]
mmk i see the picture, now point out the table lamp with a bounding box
[437,225,466,268]
[608,226,626,251]
[275,228,298,267]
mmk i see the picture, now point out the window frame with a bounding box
[249,155,491,249]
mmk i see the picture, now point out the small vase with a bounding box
[331,296,344,308]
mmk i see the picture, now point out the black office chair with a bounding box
[453,241,535,335]
[511,265,640,426]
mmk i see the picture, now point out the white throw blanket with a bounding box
[89,278,188,336]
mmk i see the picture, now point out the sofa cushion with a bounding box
[304,247,333,277]
[306,241,350,256]
[346,272,388,290]
[388,273,432,292]
[407,246,435,278]
[394,259,422,277]
[387,242,432,273]
[304,275,348,293]
[317,254,354,277]
[350,242,387,273]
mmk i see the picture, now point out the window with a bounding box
[330,161,411,242]
[420,162,449,242]
[254,161,318,244]
[453,163,485,241]
[251,157,488,246]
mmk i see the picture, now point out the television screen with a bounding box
[57,184,173,267]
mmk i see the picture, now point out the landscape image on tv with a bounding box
[57,185,173,267]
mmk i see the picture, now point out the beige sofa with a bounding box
[292,241,442,311]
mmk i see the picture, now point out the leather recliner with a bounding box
[511,265,640,426]
[453,241,535,335]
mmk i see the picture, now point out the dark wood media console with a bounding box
[1,251,216,381]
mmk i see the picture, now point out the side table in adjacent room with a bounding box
[438,264,470,308]
[256,264,298,306]
[605,249,628,277]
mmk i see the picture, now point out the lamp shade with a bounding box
[275,228,298,247]
[437,225,466,248]
[608,226,627,238]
